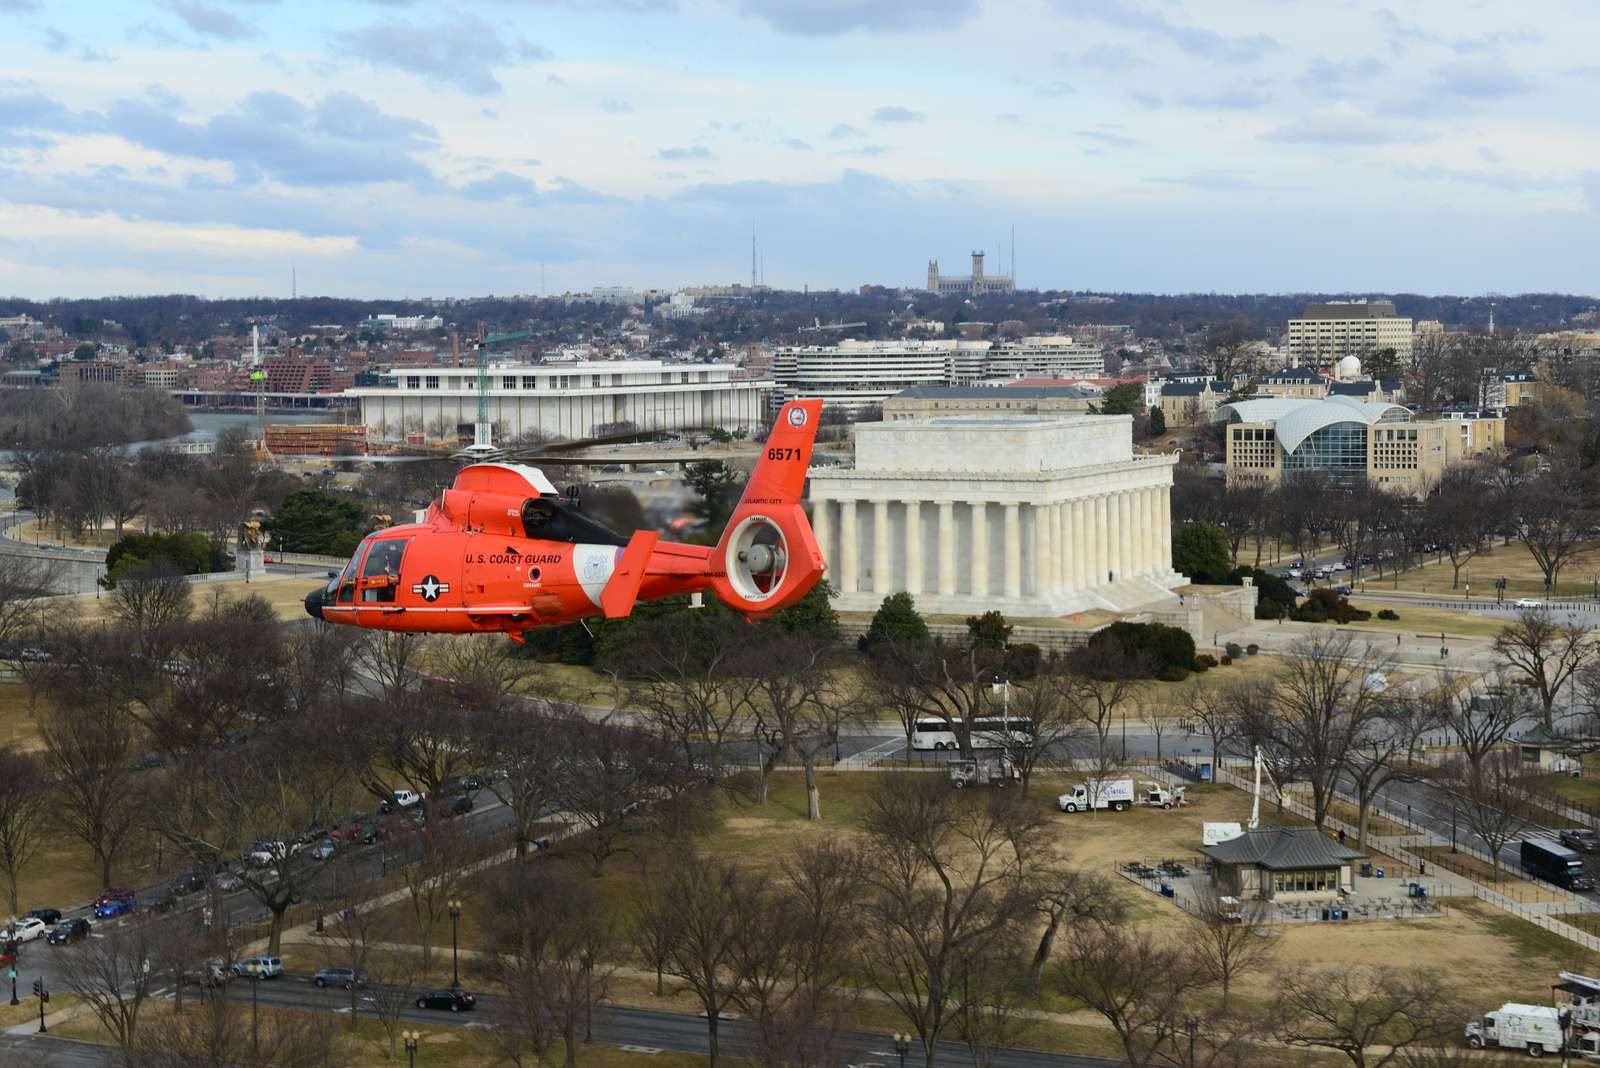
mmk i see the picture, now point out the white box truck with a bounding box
[1058,778,1134,813]
[1463,1003,1564,1056]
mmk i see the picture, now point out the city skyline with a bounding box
[2,0,1597,299]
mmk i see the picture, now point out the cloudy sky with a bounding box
[2,0,1595,299]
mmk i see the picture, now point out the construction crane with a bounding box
[460,329,535,462]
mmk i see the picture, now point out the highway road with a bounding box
[2,969,1126,1067]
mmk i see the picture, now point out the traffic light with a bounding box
[30,978,41,998]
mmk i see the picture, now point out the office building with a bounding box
[925,251,1015,296]
[774,338,1102,412]
[357,314,445,332]
[1286,300,1412,371]
[806,415,1185,618]
[980,336,1105,381]
[1480,370,1539,409]
[1219,396,1503,497]
[1158,380,1224,428]
[882,385,1097,421]
[345,360,771,440]
[769,340,987,412]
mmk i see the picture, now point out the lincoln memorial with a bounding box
[806,415,1187,617]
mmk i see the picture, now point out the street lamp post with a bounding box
[403,1029,421,1068]
[893,1032,911,1068]
[8,964,17,1007]
[448,899,462,990]
[1185,1015,1199,1068]
[1450,798,1458,853]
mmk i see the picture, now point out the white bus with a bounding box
[911,717,1034,751]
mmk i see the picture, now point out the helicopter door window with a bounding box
[336,543,368,604]
[359,539,409,604]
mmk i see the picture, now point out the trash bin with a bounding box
[1160,882,1174,898]
[1321,907,1331,920]
[1375,866,1385,879]
[1360,862,1373,877]
[1408,882,1420,898]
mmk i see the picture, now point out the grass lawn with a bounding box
[0,992,74,1031]
[1538,761,1600,813]
[1341,601,1511,641]
[0,680,44,750]
[1370,539,1600,600]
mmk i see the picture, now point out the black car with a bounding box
[47,918,91,945]
[137,894,174,914]
[415,988,475,1012]
[25,908,61,925]
[1561,828,1600,854]
[447,794,474,817]
[463,771,496,792]
[170,869,206,896]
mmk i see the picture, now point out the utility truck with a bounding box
[948,755,1020,789]
[1463,1003,1565,1056]
[1057,778,1184,813]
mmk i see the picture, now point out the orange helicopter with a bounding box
[303,399,826,637]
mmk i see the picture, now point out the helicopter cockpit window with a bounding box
[360,539,409,603]
[336,542,368,604]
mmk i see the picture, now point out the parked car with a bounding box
[46,918,90,946]
[1333,584,1352,596]
[7,916,47,943]
[242,841,291,867]
[312,966,368,990]
[215,870,244,892]
[379,789,423,814]
[170,869,206,896]
[1286,567,1303,579]
[329,812,370,842]
[94,897,134,919]
[25,908,61,926]
[447,794,474,817]
[94,888,135,908]
[201,960,235,987]
[463,771,496,792]
[137,894,174,915]
[1514,598,1544,608]
[415,988,475,1012]
[309,839,335,862]
[233,956,284,980]
[1561,828,1600,854]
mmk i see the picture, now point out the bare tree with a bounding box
[1063,641,1153,767]
[637,851,747,1068]
[1057,921,1209,1068]
[484,862,616,1068]
[394,812,471,970]
[553,718,697,875]
[368,947,426,1061]
[1186,883,1277,1013]
[477,699,571,859]
[1422,467,1503,589]
[996,661,1086,794]
[1345,700,1436,848]
[0,745,49,913]
[323,864,396,1033]
[949,932,1035,1068]
[0,553,57,642]
[107,559,193,659]
[128,996,339,1068]
[1510,464,1595,594]
[1023,867,1121,998]
[353,630,430,708]
[1246,631,1395,829]
[55,919,162,1056]
[36,677,146,886]
[1434,750,1538,879]
[1273,966,1464,1068]
[1426,669,1523,771]
[740,629,858,819]
[1493,609,1596,729]
[1181,677,1247,777]
[857,778,1044,1068]
[612,610,757,783]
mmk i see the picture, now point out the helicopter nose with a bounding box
[303,588,325,621]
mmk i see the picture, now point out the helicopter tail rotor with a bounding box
[708,399,826,617]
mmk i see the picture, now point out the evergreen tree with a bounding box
[264,489,367,556]
[1148,404,1167,436]
[1172,521,1233,583]
[859,591,930,652]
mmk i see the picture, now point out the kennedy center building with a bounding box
[807,416,1185,617]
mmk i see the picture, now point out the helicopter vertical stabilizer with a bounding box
[709,399,826,617]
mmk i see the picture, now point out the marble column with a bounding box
[1045,501,1062,598]
[937,501,956,596]
[838,499,858,593]
[1139,487,1155,576]
[1070,498,1087,591]
[1093,494,1109,585]
[904,500,923,597]
[1158,482,1172,574]
[810,496,831,574]
[971,502,989,599]
[873,499,892,594]
[1003,502,1022,600]
[1118,491,1134,582]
